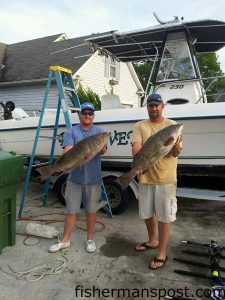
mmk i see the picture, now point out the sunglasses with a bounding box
[81,111,94,116]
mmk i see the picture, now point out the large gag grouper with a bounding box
[115,124,183,189]
[37,132,109,181]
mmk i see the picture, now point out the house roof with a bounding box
[86,19,225,62]
[1,32,109,83]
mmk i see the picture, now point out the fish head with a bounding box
[162,124,183,147]
[103,132,110,144]
[85,132,110,152]
[177,123,184,136]
[172,123,183,137]
[96,132,110,147]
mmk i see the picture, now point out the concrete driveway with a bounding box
[0,181,225,300]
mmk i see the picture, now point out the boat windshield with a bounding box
[156,32,197,82]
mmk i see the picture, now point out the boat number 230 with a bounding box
[170,84,184,89]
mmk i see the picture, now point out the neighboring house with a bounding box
[0,33,143,114]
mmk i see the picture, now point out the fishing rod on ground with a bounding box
[181,240,225,255]
[173,240,225,285]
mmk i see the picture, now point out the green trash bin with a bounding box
[0,151,25,254]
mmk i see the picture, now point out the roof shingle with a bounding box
[1,32,109,83]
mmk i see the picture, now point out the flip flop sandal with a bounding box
[135,242,159,252]
[149,256,168,270]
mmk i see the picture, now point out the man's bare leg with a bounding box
[136,215,159,250]
[150,221,170,269]
[145,214,159,246]
[86,213,96,241]
[61,214,77,242]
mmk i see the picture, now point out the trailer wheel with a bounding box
[54,174,68,205]
[54,175,130,214]
[103,177,129,215]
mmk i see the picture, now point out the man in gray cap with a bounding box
[133,93,182,269]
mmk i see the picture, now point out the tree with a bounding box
[133,53,225,103]
[133,60,154,92]
[197,52,225,102]
[67,83,101,110]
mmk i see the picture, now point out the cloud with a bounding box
[0,0,225,71]
[0,11,47,42]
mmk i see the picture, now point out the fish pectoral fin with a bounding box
[84,151,93,161]
[164,136,174,146]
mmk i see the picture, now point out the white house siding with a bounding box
[75,53,140,108]
[114,62,140,108]
[0,55,142,114]
[0,83,60,115]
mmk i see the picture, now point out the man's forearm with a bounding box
[171,143,182,157]
[99,145,107,155]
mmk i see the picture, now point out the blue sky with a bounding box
[1,0,225,70]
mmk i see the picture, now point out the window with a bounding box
[105,57,120,79]
[110,59,117,77]
[156,32,196,82]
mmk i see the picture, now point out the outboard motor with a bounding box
[0,101,14,120]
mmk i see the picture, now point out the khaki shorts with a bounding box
[137,183,177,223]
[65,180,102,214]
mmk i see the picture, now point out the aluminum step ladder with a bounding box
[18,66,112,218]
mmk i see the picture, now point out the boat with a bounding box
[1,15,225,214]
[1,16,225,177]
[1,100,225,177]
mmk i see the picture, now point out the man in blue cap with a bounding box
[132,93,182,269]
[49,102,107,253]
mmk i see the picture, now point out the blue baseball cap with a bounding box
[147,93,163,106]
[80,102,95,111]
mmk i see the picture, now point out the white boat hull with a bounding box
[1,103,225,171]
